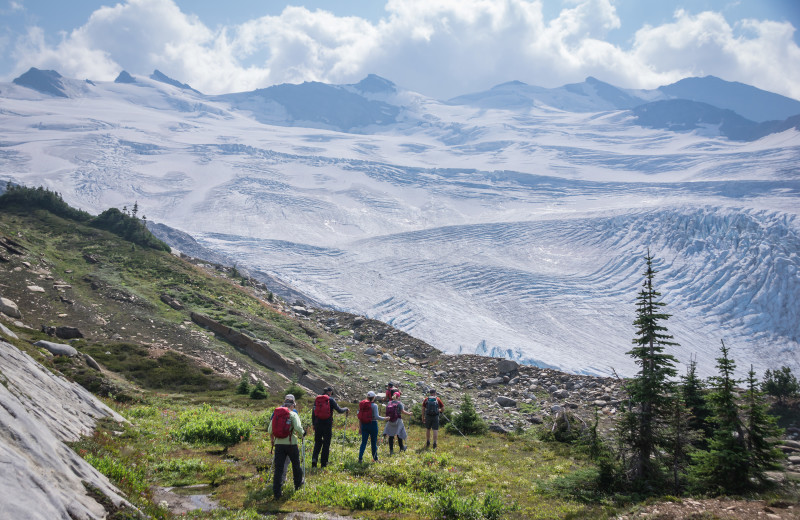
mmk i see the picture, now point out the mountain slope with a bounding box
[0,69,798,377]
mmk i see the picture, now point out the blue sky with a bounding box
[2,0,799,99]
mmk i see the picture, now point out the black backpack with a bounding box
[425,396,440,416]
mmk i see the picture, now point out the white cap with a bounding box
[367,391,376,398]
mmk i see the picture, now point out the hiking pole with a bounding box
[441,412,468,439]
[341,410,348,459]
[301,435,306,484]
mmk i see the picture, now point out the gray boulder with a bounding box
[482,376,504,386]
[1,297,21,318]
[553,389,570,399]
[496,396,517,408]
[364,346,378,356]
[55,326,83,340]
[489,423,511,434]
[0,322,18,340]
[34,340,77,357]
[497,359,518,374]
[83,354,101,371]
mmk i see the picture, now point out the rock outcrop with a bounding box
[190,312,331,394]
[0,340,130,519]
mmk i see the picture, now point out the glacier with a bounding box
[0,69,798,377]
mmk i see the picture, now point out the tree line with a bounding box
[0,184,170,252]
[596,250,792,496]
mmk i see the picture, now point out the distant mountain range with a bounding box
[9,66,800,140]
[1,66,798,377]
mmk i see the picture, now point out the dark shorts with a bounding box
[425,414,440,430]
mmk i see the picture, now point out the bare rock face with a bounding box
[0,340,130,519]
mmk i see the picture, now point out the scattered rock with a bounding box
[0,322,19,340]
[481,377,504,387]
[55,326,83,340]
[160,294,184,310]
[489,423,511,434]
[83,353,101,371]
[497,359,518,374]
[0,297,21,318]
[364,347,378,356]
[34,340,78,357]
[496,396,517,408]
[27,285,45,293]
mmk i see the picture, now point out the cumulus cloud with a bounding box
[6,0,800,101]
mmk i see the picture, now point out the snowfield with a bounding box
[1,71,798,377]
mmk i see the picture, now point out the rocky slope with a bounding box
[0,337,131,519]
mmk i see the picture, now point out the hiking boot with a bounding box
[400,446,407,452]
[432,442,437,449]
[426,441,430,448]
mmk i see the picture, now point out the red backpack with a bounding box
[314,394,332,420]
[271,407,292,438]
[357,399,373,423]
[386,400,400,422]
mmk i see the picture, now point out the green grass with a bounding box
[82,342,233,392]
[71,392,618,520]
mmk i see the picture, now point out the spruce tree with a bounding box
[744,365,783,484]
[621,250,679,486]
[681,356,711,448]
[762,366,800,405]
[690,340,748,494]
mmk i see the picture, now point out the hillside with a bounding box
[2,191,800,519]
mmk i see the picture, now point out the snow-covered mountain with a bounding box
[1,67,798,377]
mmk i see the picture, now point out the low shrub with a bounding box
[84,453,148,495]
[173,404,251,448]
[432,487,514,520]
[446,395,488,436]
[284,381,305,401]
[249,380,267,400]
[154,457,209,485]
[294,478,425,514]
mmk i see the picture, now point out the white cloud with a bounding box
[632,10,800,99]
[7,0,800,101]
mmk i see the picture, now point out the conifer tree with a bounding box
[762,366,799,405]
[744,365,783,483]
[621,250,679,485]
[690,340,748,494]
[664,388,698,494]
[681,356,711,448]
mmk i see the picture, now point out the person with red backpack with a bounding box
[310,386,349,468]
[383,391,413,455]
[357,390,387,463]
[422,388,445,449]
[267,394,305,499]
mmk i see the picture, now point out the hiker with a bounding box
[383,381,397,402]
[311,386,349,468]
[381,381,397,441]
[267,394,305,499]
[269,399,298,484]
[357,390,387,463]
[383,391,412,454]
[422,388,444,449]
